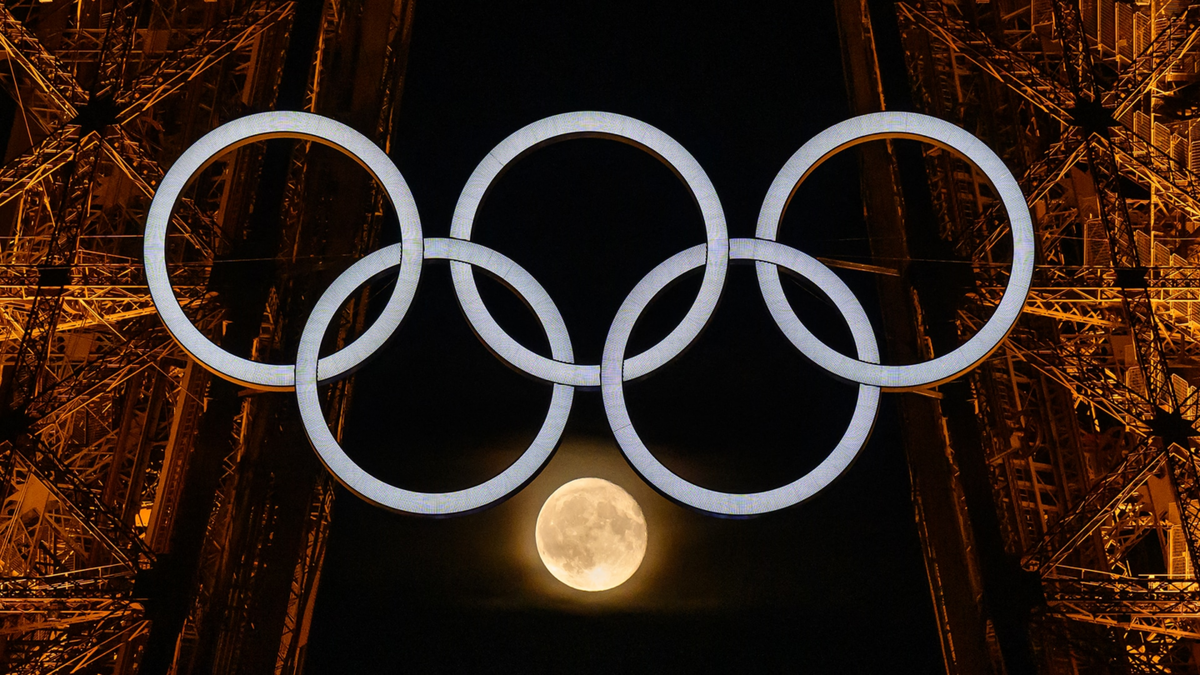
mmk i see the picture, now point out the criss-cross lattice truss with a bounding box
[892,0,1200,672]
[0,0,414,672]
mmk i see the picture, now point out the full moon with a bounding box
[535,478,648,592]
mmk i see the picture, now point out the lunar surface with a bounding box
[535,478,648,592]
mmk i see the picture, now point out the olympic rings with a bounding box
[450,112,728,387]
[757,112,1035,389]
[295,239,574,514]
[601,239,881,516]
[144,112,424,390]
[144,110,1032,517]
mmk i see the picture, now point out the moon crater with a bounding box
[536,478,647,592]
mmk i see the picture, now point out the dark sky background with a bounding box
[304,2,945,673]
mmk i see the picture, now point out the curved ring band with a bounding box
[295,238,575,515]
[143,111,424,390]
[448,111,730,387]
[145,110,1031,517]
[756,112,1034,390]
[601,239,882,516]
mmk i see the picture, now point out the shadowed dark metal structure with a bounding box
[841,0,1200,672]
[3,0,1200,672]
[0,0,412,671]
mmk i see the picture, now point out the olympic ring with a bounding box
[756,113,1035,389]
[144,110,1033,517]
[601,239,881,515]
[449,112,728,387]
[144,112,424,390]
[296,239,575,514]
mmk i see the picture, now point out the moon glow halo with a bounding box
[536,478,648,592]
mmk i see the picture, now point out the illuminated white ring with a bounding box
[296,238,573,514]
[449,111,729,388]
[144,111,424,390]
[144,110,1030,516]
[601,238,881,516]
[756,111,1034,390]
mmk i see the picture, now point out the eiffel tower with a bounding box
[0,0,412,671]
[5,0,1200,672]
[840,0,1200,671]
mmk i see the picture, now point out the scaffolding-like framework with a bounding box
[8,0,1200,672]
[881,0,1200,672]
[0,0,413,672]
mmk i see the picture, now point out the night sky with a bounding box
[304,1,945,672]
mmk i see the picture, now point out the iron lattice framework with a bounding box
[14,0,1199,671]
[0,0,413,672]
[890,0,1200,672]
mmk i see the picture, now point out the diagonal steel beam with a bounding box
[1022,438,1165,572]
[1109,7,1200,119]
[968,131,1087,260]
[898,3,1074,119]
[104,130,221,258]
[0,126,85,208]
[0,1,295,251]
[116,0,296,125]
[911,0,1200,576]
[899,2,1200,220]
[0,5,86,119]
[1,437,154,571]
[1045,576,1200,618]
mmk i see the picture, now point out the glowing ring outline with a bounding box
[142,110,1031,516]
[448,111,729,387]
[601,239,882,516]
[756,111,1034,390]
[143,111,424,390]
[295,238,574,515]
